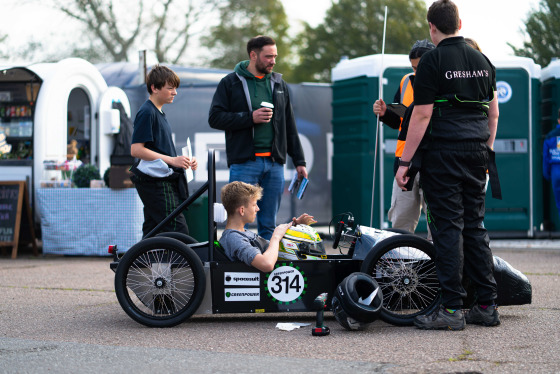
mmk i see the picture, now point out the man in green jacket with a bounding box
[209,35,307,240]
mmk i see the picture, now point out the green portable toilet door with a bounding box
[485,68,534,234]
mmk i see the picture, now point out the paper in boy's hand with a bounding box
[288,172,300,193]
[182,137,194,183]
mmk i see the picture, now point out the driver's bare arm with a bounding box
[250,222,292,272]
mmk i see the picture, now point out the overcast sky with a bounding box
[282,0,541,58]
[0,0,543,64]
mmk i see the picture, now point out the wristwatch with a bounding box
[398,158,411,167]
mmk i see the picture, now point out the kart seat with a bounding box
[213,203,227,223]
[213,241,231,262]
[212,203,231,262]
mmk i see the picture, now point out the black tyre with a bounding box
[334,272,383,323]
[360,235,440,326]
[156,232,199,245]
[114,237,206,327]
[385,228,411,235]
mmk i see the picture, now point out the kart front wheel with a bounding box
[360,235,440,326]
[114,237,206,327]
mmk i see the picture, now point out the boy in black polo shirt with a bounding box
[131,65,197,237]
[396,0,500,330]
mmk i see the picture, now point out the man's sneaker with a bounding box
[414,305,465,331]
[465,304,500,326]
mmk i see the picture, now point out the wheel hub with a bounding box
[391,266,419,295]
[154,277,166,289]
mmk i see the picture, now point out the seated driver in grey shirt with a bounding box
[219,181,316,272]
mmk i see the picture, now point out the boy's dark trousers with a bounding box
[131,172,189,238]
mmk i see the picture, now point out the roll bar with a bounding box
[144,149,218,261]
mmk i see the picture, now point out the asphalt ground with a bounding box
[0,240,559,374]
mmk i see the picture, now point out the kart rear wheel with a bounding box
[156,232,199,245]
[114,237,205,327]
[360,235,440,326]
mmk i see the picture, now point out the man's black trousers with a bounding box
[420,142,497,308]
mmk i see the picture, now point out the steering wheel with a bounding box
[332,220,345,249]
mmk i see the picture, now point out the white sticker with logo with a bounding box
[224,272,260,286]
[266,265,305,303]
[224,288,260,301]
[497,81,512,104]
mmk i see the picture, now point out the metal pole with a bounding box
[370,6,388,227]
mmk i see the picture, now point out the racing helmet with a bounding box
[331,294,371,331]
[332,272,383,331]
[278,224,326,261]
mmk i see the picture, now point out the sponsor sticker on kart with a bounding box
[224,288,260,301]
[265,263,308,304]
[224,272,260,286]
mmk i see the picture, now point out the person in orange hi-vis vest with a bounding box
[373,39,434,240]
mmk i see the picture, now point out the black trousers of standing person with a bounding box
[131,173,189,238]
[420,141,497,309]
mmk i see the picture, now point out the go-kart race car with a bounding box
[109,150,532,329]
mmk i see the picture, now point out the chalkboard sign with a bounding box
[0,181,38,258]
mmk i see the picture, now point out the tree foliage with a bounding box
[53,0,220,64]
[201,0,293,78]
[509,0,560,67]
[0,34,7,59]
[292,0,429,82]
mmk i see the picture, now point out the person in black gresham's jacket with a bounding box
[396,0,501,331]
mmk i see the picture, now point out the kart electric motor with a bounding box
[278,224,327,261]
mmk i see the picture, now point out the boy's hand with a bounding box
[293,213,316,226]
[169,156,197,170]
[395,165,410,191]
[271,222,292,241]
[189,157,198,171]
[168,155,190,169]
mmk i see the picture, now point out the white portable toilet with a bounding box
[0,58,131,220]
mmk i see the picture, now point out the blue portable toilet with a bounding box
[539,59,560,233]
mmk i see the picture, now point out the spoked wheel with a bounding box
[114,237,206,327]
[360,234,440,326]
[156,232,199,245]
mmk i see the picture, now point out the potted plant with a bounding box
[72,164,101,188]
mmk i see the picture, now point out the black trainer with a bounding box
[414,305,465,331]
[465,304,500,326]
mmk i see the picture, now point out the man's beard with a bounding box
[256,58,273,75]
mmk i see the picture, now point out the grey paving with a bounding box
[0,243,559,373]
